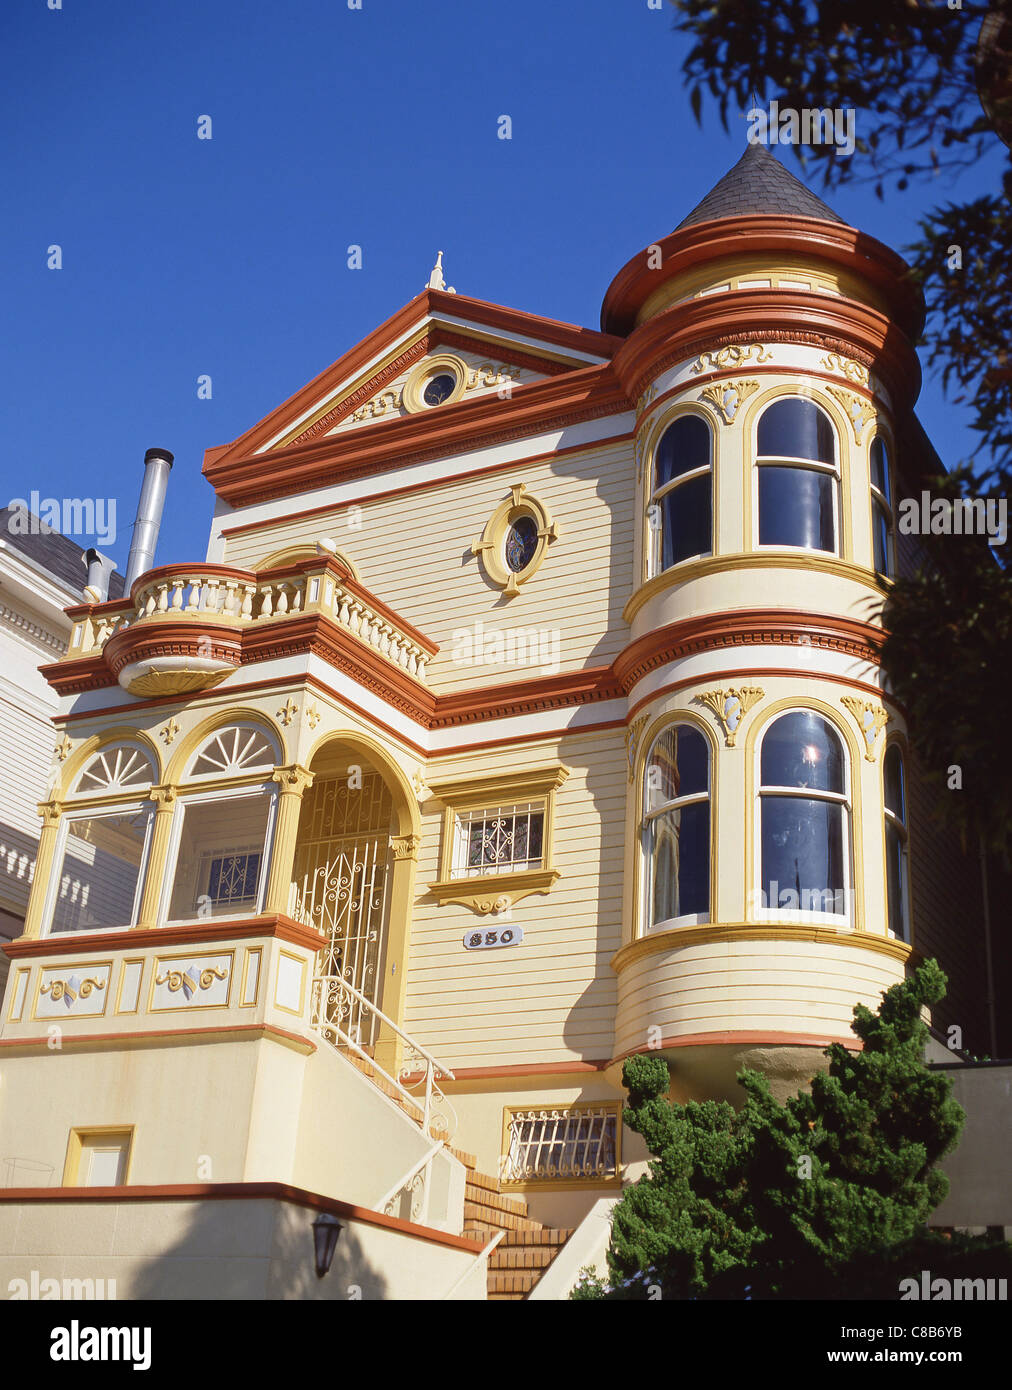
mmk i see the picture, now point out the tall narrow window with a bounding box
[643,724,710,930]
[650,415,712,573]
[756,398,839,553]
[883,744,909,941]
[758,711,850,919]
[870,435,896,577]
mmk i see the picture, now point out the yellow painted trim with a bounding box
[880,730,914,949]
[429,765,570,810]
[163,708,288,786]
[402,353,469,413]
[238,945,263,1008]
[55,726,163,803]
[30,960,113,1022]
[623,551,888,624]
[611,920,913,974]
[631,708,719,945]
[273,948,307,1017]
[146,949,235,1013]
[63,1125,135,1187]
[635,254,890,325]
[740,380,857,565]
[639,400,720,589]
[21,818,61,939]
[744,696,866,932]
[428,867,561,912]
[114,958,146,1015]
[6,968,31,1022]
[470,483,559,595]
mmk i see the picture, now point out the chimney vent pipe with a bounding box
[83,548,116,602]
[124,448,174,590]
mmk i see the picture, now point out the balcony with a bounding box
[45,553,438,698]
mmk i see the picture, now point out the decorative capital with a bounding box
[826,385,876,442]
[390,833,421,861]
[698,378,760,425]
[272,764,315,795]
[841,696,890,760]
[695,686,765,747]
[38,799,62,827]
[149,784,178,809]
[625,715,649,783]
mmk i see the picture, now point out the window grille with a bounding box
[451,802,544,878]
[501,1106,619,1184]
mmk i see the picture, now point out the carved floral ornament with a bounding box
[695,687,766,748]
[820,353,870,387]
[840,696,891,760]
[827,386,877,443]
[155,964,228,999]
[41,976,105,1004]
[691,343,773,374]
[353,355,518,421]
[625,715,649,784]
[698,378,761,425]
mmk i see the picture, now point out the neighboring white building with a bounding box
[0,510,122,985]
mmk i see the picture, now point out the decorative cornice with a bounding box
[3,914,325,960]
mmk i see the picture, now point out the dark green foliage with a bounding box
[573,962,987,1299]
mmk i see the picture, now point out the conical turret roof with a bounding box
[675,143,846,230]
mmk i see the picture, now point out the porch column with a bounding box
[264,765,315,915]
[135,786,178,929]
[21,800,62,939]
[374,832,421,1079]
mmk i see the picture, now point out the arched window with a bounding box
[72,744,156,797]
[649,416,712,573]
[870,435,896,577]
[188,724,280,779]
[883,744,909,941]
[642,724,710,930]
[757,711,850,920]
[48,743,157,935]
[165,723,281,923]
[756,399,839,553]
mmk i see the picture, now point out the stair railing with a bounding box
[374,1139,445,1227]
[310,972,457,1140]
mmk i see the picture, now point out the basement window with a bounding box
[500,1105,620,1186]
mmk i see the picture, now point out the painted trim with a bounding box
[611,920,913,973]
[4,914,325,959]
[0,1181,484,1253]
[0,1021,318,1056]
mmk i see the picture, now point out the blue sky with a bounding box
[2,0,1005,574]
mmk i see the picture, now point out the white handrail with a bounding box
[442,1229,505,1301]
[311,974,457,1138]
[374,1139,444,1214]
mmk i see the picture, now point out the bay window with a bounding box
[642,723,710,930]
[756,398,839,553]
[649,415,713,573]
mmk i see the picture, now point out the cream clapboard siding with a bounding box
[222,438,635,693]
[400,731,626,1069]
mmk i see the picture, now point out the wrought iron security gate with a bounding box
[291,770,394,1046]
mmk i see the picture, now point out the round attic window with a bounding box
[423,372,457,407]
[504,515,539,573]
[402,354,468,413]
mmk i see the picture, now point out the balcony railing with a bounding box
[64,556,435,682]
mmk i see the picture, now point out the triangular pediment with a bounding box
[204,290,618,469]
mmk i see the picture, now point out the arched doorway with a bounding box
[291,745,398,1047]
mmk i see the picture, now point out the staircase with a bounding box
[458,1152,574,1300]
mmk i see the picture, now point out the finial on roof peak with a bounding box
[425,250,456,294]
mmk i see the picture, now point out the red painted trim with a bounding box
[418,1060,612,1083]
[217,430,635,541]
[3,914,325,959]
[0,1181,484,1254]
[0,1023,317,1053]
[609,1030,861,1067]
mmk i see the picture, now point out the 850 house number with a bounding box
[463,927,524,950]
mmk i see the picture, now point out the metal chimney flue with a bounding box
[83,548,116,602]
[124,448,174,591]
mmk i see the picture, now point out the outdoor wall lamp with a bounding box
[312,1212,343,1278]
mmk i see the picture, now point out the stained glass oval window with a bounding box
[504,515,539,573]
[423,372,457,406]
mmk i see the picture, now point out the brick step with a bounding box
[463,1167,507,1195]
[488,1269,541,1297]
[463,1203,539,1234]
[448,1146,478,1172]
[464,1220,572,1245]
[464,1182,530,1218]
[490,1244,559,1271]
[487,1292,524,1301]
